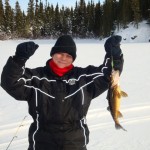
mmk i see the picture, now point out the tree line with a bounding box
[0,0,150,39]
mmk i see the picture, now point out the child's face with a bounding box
[52,52,73,68]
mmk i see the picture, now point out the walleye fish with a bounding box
[107,82,128,131]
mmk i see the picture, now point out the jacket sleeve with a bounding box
[81,54,112,100]
[88,53,124,99]
[1,56,34,101]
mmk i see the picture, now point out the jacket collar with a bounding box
[45,59,74,79]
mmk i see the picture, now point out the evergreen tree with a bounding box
[27,0,35,37]
[70,7,74,35]
[118,0,133,28]
[102,0,114,37]
[0,0,149,39]
[14,1,24,37]
[39,0,44,23]
[146,0,150,21]
[38,0,44,35]
[114,0,121,30]
[93,1,103,37]
[34,0,43,38]
[4,0,14,34]
[0,0,4,32]
[21,11,30,38]
[61,7,71,35]
[72,1,78,37]
[131,0,141,28]
[27,0,34,21]
[147,0,150,23]
[44,3,55,37]
[54,3,61,37]
[78,0,87,38]
[139,0,150,20]
[86,1,95,37]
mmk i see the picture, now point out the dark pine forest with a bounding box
[0,0,150,39]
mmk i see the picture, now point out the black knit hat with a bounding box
[50,35,77,61]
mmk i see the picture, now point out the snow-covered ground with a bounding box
[114,20,150,43]
[0,21,150,150]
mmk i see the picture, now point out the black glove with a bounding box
[104,35,122,59]
[15,41,39,60]
[104,35,124,74]
[113,55,124,73]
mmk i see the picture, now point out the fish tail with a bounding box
[115,123,127,132]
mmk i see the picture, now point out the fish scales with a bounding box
[107,81,128,131]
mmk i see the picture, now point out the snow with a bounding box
[0,21,150,150]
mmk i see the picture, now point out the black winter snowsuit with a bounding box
[1,56,112,150]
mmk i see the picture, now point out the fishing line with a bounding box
[6,115,27,150]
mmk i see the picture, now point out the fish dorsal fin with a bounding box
[121,91,128,97]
